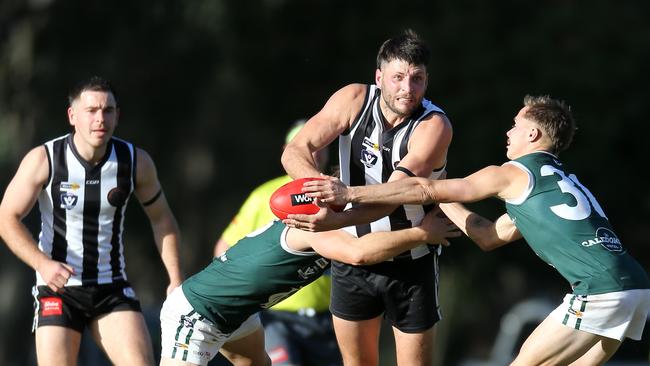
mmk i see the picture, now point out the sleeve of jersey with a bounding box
[219,188,273,247]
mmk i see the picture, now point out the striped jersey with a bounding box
[37,134,136,286]
[505,151,650,295]
[338,85,447,259]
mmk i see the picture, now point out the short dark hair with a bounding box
[523,95,577,154]
[68,76,117,106]
[376,29,430,70]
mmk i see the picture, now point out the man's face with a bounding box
[376,59,428,118]
[67,90,118,149]
[506,106,537,159]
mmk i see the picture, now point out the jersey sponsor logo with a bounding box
[60,182,80,192]
[298,266,319,279]
[581,227,623,252]
[361,146,378,168]
[60,192,78,209]
[297,258,330,279]
[40,297,63,316]
[85,179,100,185]
[362,137,378,151]
[290,193,314,206]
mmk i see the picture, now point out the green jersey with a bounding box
[183,220,329,332]
[505,151,649,295]
[219,175,331,313]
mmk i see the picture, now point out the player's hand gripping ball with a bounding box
[270,177,345,220]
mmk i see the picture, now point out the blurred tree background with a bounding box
[1,0,649,365]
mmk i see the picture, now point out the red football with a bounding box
[270,177,344,220]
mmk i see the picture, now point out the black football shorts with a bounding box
[330,252,440,333]
[32,281,142,332]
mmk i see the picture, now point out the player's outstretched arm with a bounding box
[135,148,183,294]
[306,208,460,265]
[439,203,521,251]
[283,201,396,232]
[305,165,521,206]
[304,175,450,206]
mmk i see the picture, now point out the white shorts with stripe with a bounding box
[549,289,650,341]
[160,286,262,365]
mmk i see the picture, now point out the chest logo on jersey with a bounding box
[581,227,623,252]
[360,144,379,168]
[60,192,78,210]
[362,137,379,151]
[59,182,80,192]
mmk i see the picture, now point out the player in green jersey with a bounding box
[159,209,459,366]
[299,95,650,365]
[212,120,339,366]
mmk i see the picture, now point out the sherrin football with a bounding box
[270,177,344,220]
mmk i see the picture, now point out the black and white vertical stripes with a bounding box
[37,134,135,286]
[338,85,447,260]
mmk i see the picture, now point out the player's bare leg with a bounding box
[220,326,271,366]
[35,325,82,366]
[89,310,155,366]
[569,337,621,366]
[511,316,619,365]
[333,314,382,366]
[393,324,435,366]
